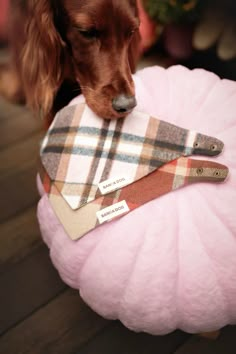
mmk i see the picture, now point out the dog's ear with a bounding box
[21,0,67,117]
[128,29,141,73]
[128,0,141,73]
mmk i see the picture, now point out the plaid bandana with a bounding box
[40,103,224,211]
[39,157,228,240]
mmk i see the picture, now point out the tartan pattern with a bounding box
[39,157,228,240]
[40,103,224,210]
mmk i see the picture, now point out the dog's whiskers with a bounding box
[80,85,96,93]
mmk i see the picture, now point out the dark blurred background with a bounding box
[138,0,236,80]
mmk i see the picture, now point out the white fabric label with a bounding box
[98,176,132,195]
[96,200,130,224]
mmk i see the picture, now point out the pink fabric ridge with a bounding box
[37,65,236,335]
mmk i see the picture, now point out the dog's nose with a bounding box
[112,95,137,114]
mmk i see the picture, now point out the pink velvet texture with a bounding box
[37,65,236,335]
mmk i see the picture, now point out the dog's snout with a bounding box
[112,95,137,114]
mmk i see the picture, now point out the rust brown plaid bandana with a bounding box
[40,103,224,211]
[39,157,228,240]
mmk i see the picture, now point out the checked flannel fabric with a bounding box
[40,103,224,211]
[40,157,229,240]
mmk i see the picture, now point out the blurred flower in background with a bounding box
[144,0,201,24]
[139,0,236,61]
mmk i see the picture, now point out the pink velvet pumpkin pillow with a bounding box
[37,65,236,335]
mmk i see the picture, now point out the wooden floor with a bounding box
[1,65,236,354]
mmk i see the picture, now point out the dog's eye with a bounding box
[76,28,99,40]
[128,27,139,38]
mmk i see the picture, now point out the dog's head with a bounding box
[64,0,140,119]
[22,0,140,121]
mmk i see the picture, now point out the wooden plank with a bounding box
[76,321,190,354]
[174,326,236,354]
[0,162,39,222]
[0,119,42,222]
[0,289,108,354]
[0,132,42,181]
[0,244,66,335]
[0,97,42,149]
[0,206,42,270]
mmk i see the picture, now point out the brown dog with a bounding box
[0,0,140,124]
